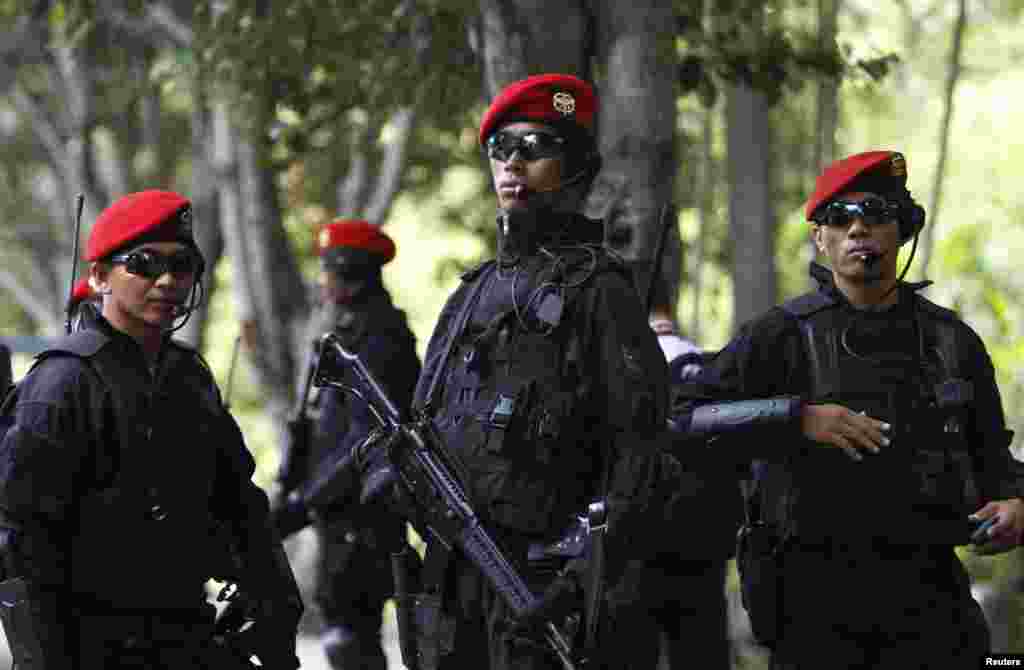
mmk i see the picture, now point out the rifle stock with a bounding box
[315,332,580,670]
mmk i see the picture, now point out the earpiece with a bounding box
[897,201,926,242]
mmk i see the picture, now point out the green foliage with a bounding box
[674,0,866,108]
[195,0,479,147]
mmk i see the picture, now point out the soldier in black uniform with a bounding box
[673,151,1024,669]
[304,218,421,669]
[0,190,303,669]
[397,73,669,669]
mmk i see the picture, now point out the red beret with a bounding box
[316,219,395,264]
[85,190,193,261]
[70,278,94,308]
[479,73,597,145]
[805,151,908,221]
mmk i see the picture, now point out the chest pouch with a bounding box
[907,378,975,512]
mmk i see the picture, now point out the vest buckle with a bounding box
[489,393,518,429]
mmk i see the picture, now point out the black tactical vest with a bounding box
[37,330,226,609]
[430,250,618,537]
[764,287,977,545]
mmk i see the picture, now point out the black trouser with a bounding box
[606,557,730,670]
[316,520,396,670]
[769,541,989,670]
[650,560,730,670]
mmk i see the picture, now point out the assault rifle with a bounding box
[313,332,581,670]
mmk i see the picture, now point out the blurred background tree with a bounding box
[2,0,1024,667]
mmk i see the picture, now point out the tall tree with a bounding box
[691,100,715,344]
[813,0,840,176]
[919,0,967,279]
[589,0,681,306]
[726,75,777,329]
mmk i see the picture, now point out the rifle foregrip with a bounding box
[456,523,535,618]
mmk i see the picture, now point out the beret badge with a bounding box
[552,91,576,116]
[890,153,907,178]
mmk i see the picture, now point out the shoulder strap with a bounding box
[37,329,110,360]
[420,262,497,415]
[914,293,959,323]
[779,290,837,319]
[778,291,841,401]
[912,294,962,380]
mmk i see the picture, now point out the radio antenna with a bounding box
[64,194,86,335]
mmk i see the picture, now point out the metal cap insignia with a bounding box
[553,91,576,116]
[890,153,907,177]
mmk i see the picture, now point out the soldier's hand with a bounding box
[969,499,1024,555]
[800,403,890,462]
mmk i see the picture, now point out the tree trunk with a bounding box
[691,101,714,344]
[335,106,418,226]
[4,35,107,334]
[178,83,223,350]
[477,0,590,94]
[813,0,840,176]
[726,80,777,330]
[586,0,680,309]
[919,0,966,279]
[809,0,841,287]
[214,106,309,428]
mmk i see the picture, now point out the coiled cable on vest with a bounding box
[511,244,599,335]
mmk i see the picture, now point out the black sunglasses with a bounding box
[819,197,898,228]
[109,249,202,280]
[486,130,567,162]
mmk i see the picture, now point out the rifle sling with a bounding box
[413,264,496,597]
[421,263,496,415]
[418,262,496,496]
